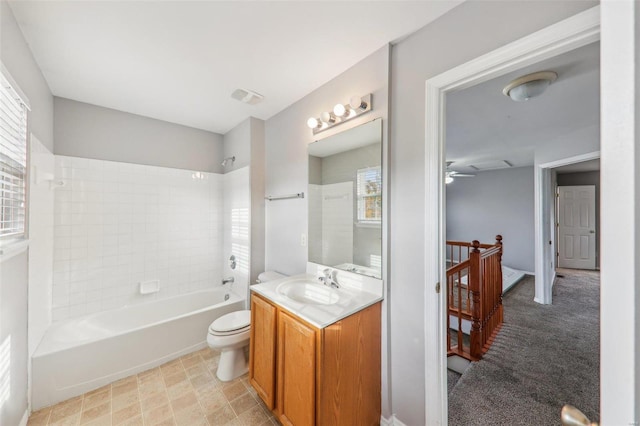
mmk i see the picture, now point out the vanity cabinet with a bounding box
[249,293,381,426]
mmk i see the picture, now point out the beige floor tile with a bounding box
[222,381,247,402]
[117,414,144,426]
[180,354,202,370]
[137,366,161,380]
[198,388,228,415]
[204,358,220,373]
[26,411,50,426]
[143,403,173,424]
[186,364,208,378]
[80,401,110,424]
[112,391,140,412]
[112,402,142,425]
[139,376,166,400]
[151,417,176,426]
[189,372,215,390]
[49,412,81,426]
[141,392,170,413]
[173,404,207,426]
[170,391,198,412]
[163,370,188,388]
[237,405,270,426]
[49,397,83,423]
[160,360,184,377]
[229,393,258,416]
[84,385,111,398]
[112,380,138,398]
[205,404,237,426]
[196,348,217,360]
[82,388,111,410]
[166,379,193,400]
[113,376,137,387]
[82,414,111,426]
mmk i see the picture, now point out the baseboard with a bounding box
[19,408,29,426]
[380,414,408,426]
[522,270,535,276]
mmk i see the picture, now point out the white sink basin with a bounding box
[276,280,340,305]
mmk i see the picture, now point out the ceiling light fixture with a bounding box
[502,71,557,102]
[306,94,372,134]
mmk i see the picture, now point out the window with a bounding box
[0,72,28,239]
[356,166,382,224]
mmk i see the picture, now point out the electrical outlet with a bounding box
[301,233,307,247]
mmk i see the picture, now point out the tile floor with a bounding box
[27,348,279,426]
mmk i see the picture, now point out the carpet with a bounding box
[447,270,600,425]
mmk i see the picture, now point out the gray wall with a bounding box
[54,97,225,172]
[1,1,54,151]
[446,167,535,272]
[249,118,266,286]
[223,118,251,171]
[1,2,54,424]
[389,1,596,423]
[0,253,29,426]
[557,170,600,267]
[265,45,391,416]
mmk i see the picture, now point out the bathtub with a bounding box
[32,288,244,410]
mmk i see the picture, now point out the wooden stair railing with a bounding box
[446,235,503,361]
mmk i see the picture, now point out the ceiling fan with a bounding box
[445,161,475,184]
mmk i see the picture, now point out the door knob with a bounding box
[561,405,598,426]
[589,230,595,234]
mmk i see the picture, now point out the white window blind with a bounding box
[356,166,382,223]
[0,72,28,238]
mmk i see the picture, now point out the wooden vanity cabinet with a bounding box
[249,293,381,426]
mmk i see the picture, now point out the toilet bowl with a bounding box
[207,271,286,381]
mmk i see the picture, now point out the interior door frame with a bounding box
[423,7,601,424]
[536,151,600,304]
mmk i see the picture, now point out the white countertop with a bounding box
[251,265,384,329]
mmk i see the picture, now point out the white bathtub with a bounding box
[32,288,244,410]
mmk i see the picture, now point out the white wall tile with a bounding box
[52,156,224,321]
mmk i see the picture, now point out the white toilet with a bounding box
[207,271,285,381]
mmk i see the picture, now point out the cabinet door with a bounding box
[277,311,316,426]
[249,295,277,409]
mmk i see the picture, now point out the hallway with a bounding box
[447,270,600,425]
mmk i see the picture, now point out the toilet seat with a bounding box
[209,310,251,336]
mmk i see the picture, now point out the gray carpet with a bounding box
[448,271,600,425]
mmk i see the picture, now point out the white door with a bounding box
[558,185,596,269]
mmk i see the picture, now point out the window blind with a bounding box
[0,73,28,238]
[356,166,382,223]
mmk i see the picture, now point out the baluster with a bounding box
[469,240,482,360]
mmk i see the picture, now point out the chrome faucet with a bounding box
[222,276,234,286]
[318,268,340,289]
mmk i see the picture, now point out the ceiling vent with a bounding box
[231,89,264,105]
[469,160,513,171]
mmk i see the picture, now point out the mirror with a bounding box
[308,118,382,279]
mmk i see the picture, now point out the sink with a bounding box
[276,280,340,305]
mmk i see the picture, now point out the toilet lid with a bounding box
[209,310,251,334]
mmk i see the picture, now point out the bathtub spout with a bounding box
[222,277,235,286]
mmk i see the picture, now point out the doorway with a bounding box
[422,6,601,424]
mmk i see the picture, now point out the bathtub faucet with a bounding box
[222,277,235,286]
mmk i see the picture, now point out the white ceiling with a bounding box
[9,0,463,134]
[446,41,600,173]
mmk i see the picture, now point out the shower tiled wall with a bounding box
[52,156,223,321]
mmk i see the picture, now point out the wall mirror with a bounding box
[308,118,382,279]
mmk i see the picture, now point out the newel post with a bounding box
[496,235,504,323]
[469,240,482,361]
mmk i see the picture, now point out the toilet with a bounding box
[207,271,286,381]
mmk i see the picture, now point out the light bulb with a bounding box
[349,95,366,110]
[307,117,320,129]
[333,103,347,117]
[320,111,336,124]
[445,176,454,184]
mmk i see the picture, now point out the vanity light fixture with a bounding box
[221,156,235,167]
[306,94,372,135]
[502,71,557,102]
